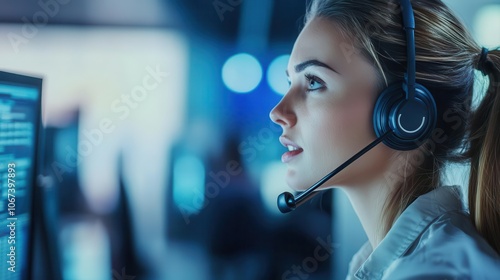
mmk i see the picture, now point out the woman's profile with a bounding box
[269,0,500,278]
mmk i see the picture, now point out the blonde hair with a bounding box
[306,0,500,253]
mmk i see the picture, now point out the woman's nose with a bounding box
[269,94,297,128]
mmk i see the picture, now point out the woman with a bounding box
[269,0,500,278]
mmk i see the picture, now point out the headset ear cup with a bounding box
[373,83,437,151]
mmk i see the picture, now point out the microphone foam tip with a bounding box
[277,192,296,213]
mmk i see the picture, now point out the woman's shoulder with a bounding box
[384,210,500,279]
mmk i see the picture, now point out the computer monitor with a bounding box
[0,71,42,280]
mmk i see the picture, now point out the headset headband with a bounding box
[400,0,416,101]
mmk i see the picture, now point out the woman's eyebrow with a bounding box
[296,59,339,74]
[286,59,340,76]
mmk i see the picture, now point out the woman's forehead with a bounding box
[288,17,377,83]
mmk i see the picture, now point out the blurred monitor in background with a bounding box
[0,71,43,280]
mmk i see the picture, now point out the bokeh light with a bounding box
[173,154,206,214]
[474,5,500,47]
[222,53,262,93]
[267,54,290,95]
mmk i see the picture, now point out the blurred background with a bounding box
[0,0,499,279]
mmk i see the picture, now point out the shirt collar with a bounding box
[354,185,465,279]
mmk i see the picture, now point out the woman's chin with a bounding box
[286,169,340,192]
[285,175,312,192]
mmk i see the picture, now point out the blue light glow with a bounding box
[222,53,262,93]
[474,5,500,48]
[260,161,290,215]
[267,54,290,95]
[173,154,206,214]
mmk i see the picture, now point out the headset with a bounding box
[277,0,437,213]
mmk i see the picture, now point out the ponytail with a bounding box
[467,48,500,254]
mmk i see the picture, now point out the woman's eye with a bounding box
[305,74,325,91]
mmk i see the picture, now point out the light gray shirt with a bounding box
[346,185,500,280]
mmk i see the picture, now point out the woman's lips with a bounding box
[282,148,304,163]
[279,136,303,163]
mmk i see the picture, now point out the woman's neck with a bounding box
[343,177,394,249]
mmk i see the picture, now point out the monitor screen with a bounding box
[0,71,42,280]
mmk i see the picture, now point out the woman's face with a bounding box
[270,17,395,191]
